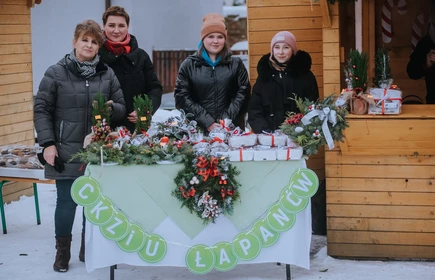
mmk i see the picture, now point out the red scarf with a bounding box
[103,33,131,55]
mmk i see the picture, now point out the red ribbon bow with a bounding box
[179,186,196,199]
[196,156,220,182]
[221,186,235,198]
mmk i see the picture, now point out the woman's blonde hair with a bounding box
[73,20,104,47]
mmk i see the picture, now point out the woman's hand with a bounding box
[426,50,435,68]
[207,123,222,132]
[106,100,114,114]
[127,110,138,123]
[43,145,58,166]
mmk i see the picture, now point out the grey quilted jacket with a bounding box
[34,55,126,180]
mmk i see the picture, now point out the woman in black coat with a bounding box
[248,31,319,133]
[99,6,163,132]
[174,13,250,132]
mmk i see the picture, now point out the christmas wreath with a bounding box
[172,153,241,224]
[280,94,349,156]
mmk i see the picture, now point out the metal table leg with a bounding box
[32,183,41,225]
[286,264,291,280]
[109,264,117,280]
[0,181,7,234]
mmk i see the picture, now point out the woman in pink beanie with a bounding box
[248,31,319,133]
[175,13,250,132]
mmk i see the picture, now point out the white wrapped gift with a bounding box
[286,137,297,148]
[368,88,402,115]
[228,133,257,148]
[258,133,287,147]
[193,141,210,154]
[210,141,229,156]
[276,146,303,161]
[253,146,277,161]
[228,148,254,162]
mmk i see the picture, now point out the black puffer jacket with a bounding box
[406,35,435,104]
[248,51,319,133]
[99,34,162,132]
[174,53,251,130]
[34,55,126,180]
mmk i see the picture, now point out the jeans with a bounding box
[55,179,85,238]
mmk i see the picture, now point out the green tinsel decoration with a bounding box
[91,92,111,126]
[374,47,392,88]
[347,49,369,92]
[133,95,153,134]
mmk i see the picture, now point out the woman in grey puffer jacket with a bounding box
[33,20,125,273]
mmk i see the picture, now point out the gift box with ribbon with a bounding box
[253,146,277,161]
[228,147,254,162]
[276,146,303,161]
[228,128,258,148]
[257,132,287,147]
[368,88,402,115]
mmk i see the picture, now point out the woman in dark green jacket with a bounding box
[34,20,125,273]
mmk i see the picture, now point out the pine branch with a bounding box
[374,47,392,88]
[92,92,111,125]
[133,95,153,133]
[347,49,369,92]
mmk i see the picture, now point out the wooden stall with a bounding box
[0,0,41,203]
[325,0,435,260]
[326,105,435,259]
[248,0,435,259]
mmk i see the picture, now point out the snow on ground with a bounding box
[1,183,434,280]
[231,40,248,51]
[222,5,247,18]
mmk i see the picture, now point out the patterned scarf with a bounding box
[269,54,288,72]
[68,50,99,78]
[103,33,131,55]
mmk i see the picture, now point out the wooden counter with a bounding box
[325,105,435,259]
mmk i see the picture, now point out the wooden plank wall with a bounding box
[325,149,435,259]
[0,0,35,202]
[247,0,324,97]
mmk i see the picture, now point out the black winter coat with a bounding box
[34,55,126,180]
[406,35,435,104]
[99,34,162,132]
[248,51,319,133]
[174,53,251,131]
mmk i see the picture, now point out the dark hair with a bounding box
[73,20,104,47]
[102,6,130,26]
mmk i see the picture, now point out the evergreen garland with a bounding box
[374,47,392,88]
[172,153,241,224]
[347,49,369,92]
[133,95,153,134]
[92,92,111,125]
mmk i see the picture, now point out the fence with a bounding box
[152,50,195,93]
[152,50,249,93]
